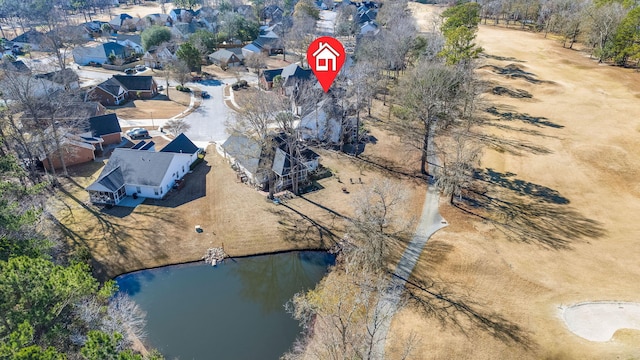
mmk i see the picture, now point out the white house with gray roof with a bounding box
[87,134,199,205]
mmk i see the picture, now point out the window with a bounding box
[182,166,185,173]
[154,188,159,195]
[136,186,141,193]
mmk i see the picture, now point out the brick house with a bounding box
[88,75,158,106]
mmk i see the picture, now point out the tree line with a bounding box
[474,0,640,67]
[0,152,164,359]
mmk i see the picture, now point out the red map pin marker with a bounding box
[307,36,346,93]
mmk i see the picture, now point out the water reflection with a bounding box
[116,251,334,360]
[234,253,318,313]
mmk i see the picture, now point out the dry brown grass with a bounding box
[111,89,192,119]
[384,4,640,360]
[51,123,427,280]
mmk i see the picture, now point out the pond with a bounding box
[116,251,334,360]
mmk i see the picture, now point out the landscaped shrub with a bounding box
[238,80,248,87]
[176,85,191,92]
[231,83,240,91]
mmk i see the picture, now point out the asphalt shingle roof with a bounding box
[86,167,125,192]
[112,75,155,91]
[89,113,121,137]
[99,148,176,187]
[160,133,198,154]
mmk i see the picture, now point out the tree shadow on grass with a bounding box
[480,64,550,84]
[455,181,605,250]
[486,106,564,129]
[55,180,176,280]
[481,54,526,63]
[468,131,552,156]
[400,274,535,350]
[268,203,340,249]
[473,168,569,204]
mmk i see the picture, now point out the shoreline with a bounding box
[106,247,332,280]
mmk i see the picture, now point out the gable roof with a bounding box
[271,136,320,176]
[86,167,125,192]
[112,75,155,91]
[222,134,263,175]
[160,133,198,154]
[98,148,177,187]
[115,34,142,45]
[110,13,133,26]
[96,77,125,97]
[1,60,30,73]
[261,68,283,83]
[281,63,314,86]
[208,48,242,62]
[11,30,45,43]
[253,36,283,50]
[34,68,79,85]
[89,113,121,137]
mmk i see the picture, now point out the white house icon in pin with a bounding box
[312,42,340,72]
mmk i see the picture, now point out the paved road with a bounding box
[182,78,234,144]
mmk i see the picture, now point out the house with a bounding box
[208,48,244,68]
[219,134,270,188]
[261,5,283,24]
[298,99,345,144]
[271,135,320,192]
[10,30,46,51]
[0,60,30,74]
[142,46,177,69]
[170,8,196,23]
[72,42,127,65]
[280,63,315,96]
[114,34,144,54]
[86,113,122,145]
[356,8,378,24]
[160,133,200,165]
[34,68,80,90]
[219,133,320,192]
[252,36,284,55]
[144,13,173,27]
[259,68,283,89]
[360,21,380,36]
[242,42,262,58]
[171,21,208,39]
[89,75,158,106]
[109,14,133,31]
[82,21,110,37]
[86,137,199,205]
[39,113,122,171]
[312,42,340,72]
[39,132,97,171]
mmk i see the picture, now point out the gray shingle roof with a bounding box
[99,148,176,187]
[112,75,155,91]
[86,167,125,192]
[222,134,262,175]
[97,77,124,97]
[160,133,198,154]
[89,113,121,137]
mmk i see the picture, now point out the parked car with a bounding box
[201,91,210,99]
[126,128,149,139]
[124,68,135,75]
[158,85,164,92]
[135,65,146,72]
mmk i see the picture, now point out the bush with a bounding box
[176,85,191,92]
[231,83,240,91]
[238,79,248,87]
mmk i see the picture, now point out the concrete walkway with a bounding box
[368,183,448,359]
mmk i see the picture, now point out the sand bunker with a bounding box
[562,302,640,341]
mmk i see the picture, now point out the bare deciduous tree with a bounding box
[163,119,192,135]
